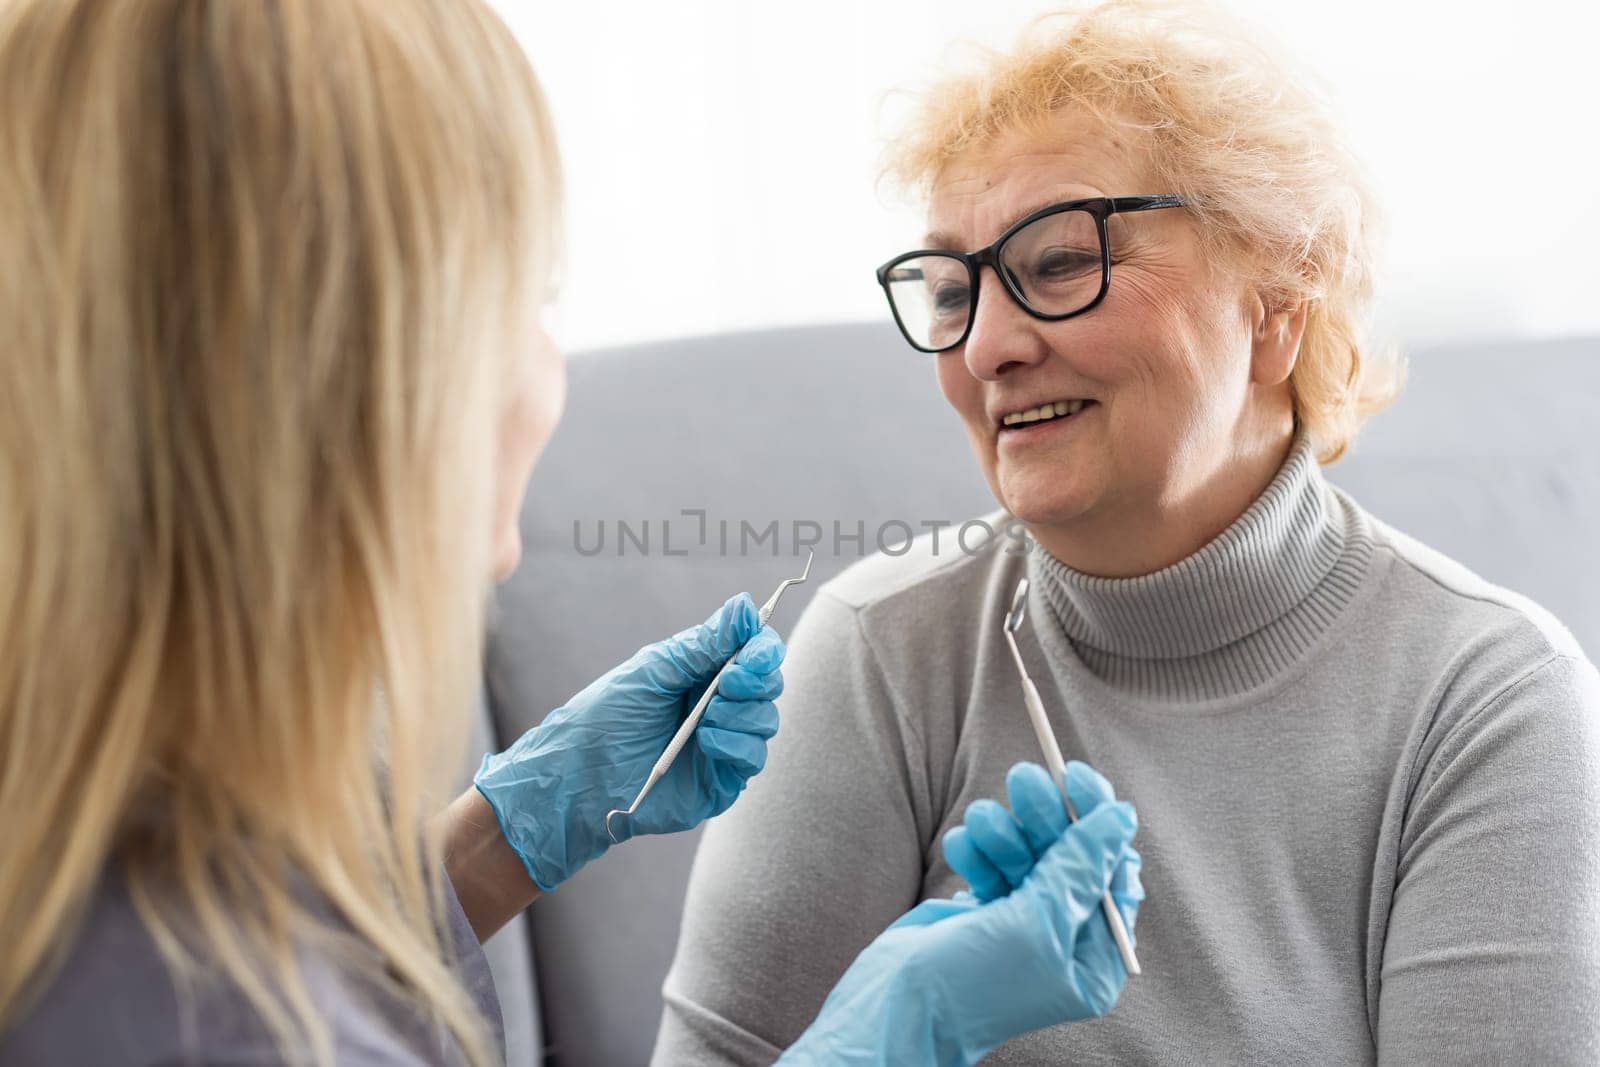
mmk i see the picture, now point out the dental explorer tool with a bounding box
[1002,577,1142,977]
[603,550,814,844]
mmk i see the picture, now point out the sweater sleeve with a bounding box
[1378,652,1600,1063]
[651,589,936,1065]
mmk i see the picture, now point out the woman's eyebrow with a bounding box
[921,195,1105,251]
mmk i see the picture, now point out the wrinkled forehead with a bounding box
[924,112,1152,250]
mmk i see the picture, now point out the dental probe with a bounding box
[1002,577,1142,977]
[603,551,814,844]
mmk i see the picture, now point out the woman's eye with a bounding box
[1034,248,1099,280]
[932,283,970,316]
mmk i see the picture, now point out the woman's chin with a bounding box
[491,532,523,584]
[999,481,1099,530]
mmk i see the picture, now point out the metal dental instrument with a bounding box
[604,550,815,844]
[1002,577,1142,977]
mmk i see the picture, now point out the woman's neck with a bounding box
[1024,426,1376,702]
[1027,425,1296,578]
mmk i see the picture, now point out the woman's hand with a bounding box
[943,760,1141,906]
[779,760,1142,1067]
[474,593,785,892]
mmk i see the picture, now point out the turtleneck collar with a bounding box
[1026,432,1374,700]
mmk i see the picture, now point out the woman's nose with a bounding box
[960,268,1050,381]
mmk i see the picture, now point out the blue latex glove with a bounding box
[475,593,784,892]
[943,760,1143,907]
[779,762,1141,1067]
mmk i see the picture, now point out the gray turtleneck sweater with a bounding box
[653,433,1600,1065]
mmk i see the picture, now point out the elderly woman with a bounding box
[657,3,1600,1064]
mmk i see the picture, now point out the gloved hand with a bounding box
[475,593,784,893]
[778,761,1141,1067]
[943,760,1143,906]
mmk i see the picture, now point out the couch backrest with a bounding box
[483,323,1599,1065]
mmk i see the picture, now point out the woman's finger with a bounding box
[700,696,779,740]
[715,662,783,702]
[694,725,768,777]
[1063,760,1118,821]
[963,798,1035,890]
[733,625,786,674]
[1005,762,1070,858]
[1110,844,1145,914]
[943,825,1011,902]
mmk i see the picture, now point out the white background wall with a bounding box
[493,0,1599,353]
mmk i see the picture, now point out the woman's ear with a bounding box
[1249,292,1309,387]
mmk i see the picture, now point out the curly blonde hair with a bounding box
[884,0,1402,461]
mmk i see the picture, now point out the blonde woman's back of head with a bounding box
[0,1,560,1062]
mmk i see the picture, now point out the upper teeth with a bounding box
[1003,399,1088,426]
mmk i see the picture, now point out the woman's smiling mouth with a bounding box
[996,398,1099,442]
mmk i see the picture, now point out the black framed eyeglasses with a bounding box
[875,195,1189,354]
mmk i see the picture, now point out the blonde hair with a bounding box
[884,0,1402,461]
[0,1,560,1063]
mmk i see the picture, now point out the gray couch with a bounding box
[467,322,1599,1066]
